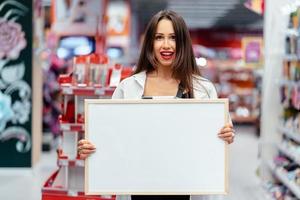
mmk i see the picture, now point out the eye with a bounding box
[170,35,176,40]
[155,35,163,40]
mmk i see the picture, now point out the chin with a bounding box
[159,61,173,68]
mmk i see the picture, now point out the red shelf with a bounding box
[60,123,84,132]
[60,84,115,96]
[42,170,115,200]
[42,193,115,200]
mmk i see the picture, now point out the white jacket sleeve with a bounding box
[207,81,218,99]
[112,83,124,99]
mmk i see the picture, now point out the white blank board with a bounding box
[85,99,228,195]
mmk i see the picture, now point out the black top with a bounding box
[131,195,190,200]
[142,83,191,99]
[176,83,191,99]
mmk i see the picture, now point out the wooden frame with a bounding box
[84,99,229,195]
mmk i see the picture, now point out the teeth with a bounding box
[161,52,173,56]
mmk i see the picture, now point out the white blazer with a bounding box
[112,71,218,99]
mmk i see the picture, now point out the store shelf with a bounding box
[279,79,300,88]
[279,126,300,143]
[230,113,258,123]
[267,160,300,199]
[58,158,84,167]
[60,85,115,96]
[233,88,255,96]
[42,170,114,199]
[286,28,299,37]
[284,54,299,61]
[42,171,115,200]
[277,144,300,166]
[60,123,84,132]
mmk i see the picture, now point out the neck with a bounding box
[154,66,173,79]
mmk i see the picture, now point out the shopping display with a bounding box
[41,53,132,200]
[264,8,300,200]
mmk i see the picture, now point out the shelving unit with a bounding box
[279,126,300,144]
[261,3,300,199]
[41,53,134,199]
[279,79,300,88]
[230,113,259,123]
[277,144,300,166]
[42,80,117,200]
[60,85,115,96]
[60,123,85,132]
[267,160,300,199]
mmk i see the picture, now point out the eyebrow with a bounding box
[155,33,175,35]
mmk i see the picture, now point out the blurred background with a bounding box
[0,0,299,200]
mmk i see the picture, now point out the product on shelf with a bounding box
[89,54,109,87]
[73,56,89,85]
[263,180,298,200]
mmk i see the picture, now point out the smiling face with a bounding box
[153,18,176,68]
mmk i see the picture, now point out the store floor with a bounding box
[0,125,265,200]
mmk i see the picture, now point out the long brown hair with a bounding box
[134,10,200,97]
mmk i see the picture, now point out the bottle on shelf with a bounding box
[73,56,89,86]
[88,54,109,87]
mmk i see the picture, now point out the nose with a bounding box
[162,38,171,49]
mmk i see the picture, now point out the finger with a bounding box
[219,127,234,134]
[218,132,234,138]
[78,142,95,150]
[82,144,96,150]
[79,149,96,155]
[78,139,90,145]
[78,143,96,149]
[78,145,94,151]
[219,130,235,136]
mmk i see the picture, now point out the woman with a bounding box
[78,10,235,200]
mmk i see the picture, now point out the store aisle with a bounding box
[0,125,264,200]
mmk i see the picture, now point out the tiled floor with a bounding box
[0,125,265,200]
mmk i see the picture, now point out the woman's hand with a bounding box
[77,139,96,159]
[218,123,235,144]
